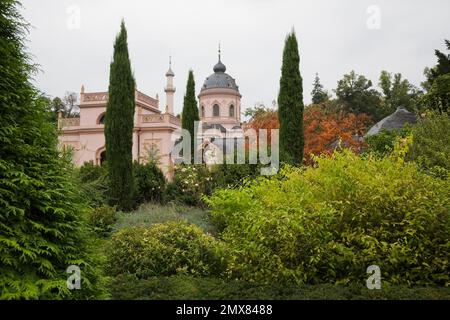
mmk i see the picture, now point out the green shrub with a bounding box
[211,163,261,189]
[406,111,450,172]
[87,204,117,236]
[0,1,105,299]
[75,162,109,207]
[106,222,228,278]
[108,275,450,300]
[165,163,261,207]
[365,127,411,156]
[165,165,214,207]
[207,150,450,286]
[134,161,166,204]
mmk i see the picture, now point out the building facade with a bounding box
[58,52,244,175]
[58,62,180,178]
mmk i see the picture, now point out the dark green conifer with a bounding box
[277,30,305,165]
[181,70,199,162]
[104,20,136,211]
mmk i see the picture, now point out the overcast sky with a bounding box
[21,0,450,116]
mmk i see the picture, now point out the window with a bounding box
[201,105,205,118]
[213,104,220,117]
[229,105,235,117]
[98,113,106,124]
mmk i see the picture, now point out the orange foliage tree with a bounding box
[244,104,372,165]
[303,104,372,164]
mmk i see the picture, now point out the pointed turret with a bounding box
[164,56,175,114]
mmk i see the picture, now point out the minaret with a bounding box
[164,56,175,115]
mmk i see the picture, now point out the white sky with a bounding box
[21,0,450,116]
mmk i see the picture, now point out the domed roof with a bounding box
[213,60,226,73]
[201,58,239,92]
[365,107,418,136]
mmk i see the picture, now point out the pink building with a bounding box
[58,62,180,178]
[58,52,244,175]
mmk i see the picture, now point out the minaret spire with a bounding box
[164,56,175,115]
[218,42,221,61]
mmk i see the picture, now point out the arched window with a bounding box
[213,104,220,117]
[229,105,235,117]
[201,105,205,118]
[98,113,106,124]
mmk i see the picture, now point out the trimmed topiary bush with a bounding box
[106,222,228,278]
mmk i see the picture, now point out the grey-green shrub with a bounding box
[106,222,228,278]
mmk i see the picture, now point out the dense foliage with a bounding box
[106,222,227,278]
[277,31,304,165]
[87,205,117,236]
[406,112,450,172]
[104,21,136,211]
[109,275,450,300]
[365,127,412,157]
[75,161,109,207]
[0,0,104,298]
[134,161,166,204]
[207,150,450,286]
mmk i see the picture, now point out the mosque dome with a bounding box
[201,58,239,92]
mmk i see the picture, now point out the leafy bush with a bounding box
[165,164,261,207]
[406,112,450,172]
[87,204,117,236]
[109,275,450,300]
[0,1,105,299]
[165,165,214,207]
[211,163,260,189]
[75,161,109,207]
[134,161,166,204]
[106,222,228,278]
[365,127,411,156]
[206,150,450,286]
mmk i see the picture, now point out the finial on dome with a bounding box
[165,56,175,77]
[213,43,226,73]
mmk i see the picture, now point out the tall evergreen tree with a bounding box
[0,0,103,298]
[105,21,136,211]
[181,70,199,163]
[311,73,328,104]
[277,31,304,165]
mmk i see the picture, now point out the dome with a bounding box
[213,60,226,73]
[201,59,239,92]
[365,107,418,136]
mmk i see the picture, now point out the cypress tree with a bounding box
[0,0,103,298]
[181,70,199,163]
[277,31,304,165]
[105,20,136,211]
